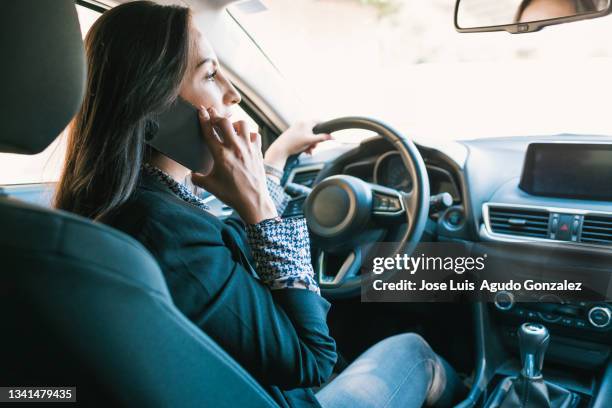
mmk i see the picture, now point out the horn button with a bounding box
[312,185,351,227]
[304,175,373,249]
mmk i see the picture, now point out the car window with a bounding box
[229,0,612,143]
[0,5,101,186]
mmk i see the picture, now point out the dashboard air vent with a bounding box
[580,214,612,245]
[291,169,320,187]
[488,206,550,238]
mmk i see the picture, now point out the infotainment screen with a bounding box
[519,143,612,201]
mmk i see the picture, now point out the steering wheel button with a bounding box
[388,198,400,211]
[373,195,383,209]
[312,185,351,227]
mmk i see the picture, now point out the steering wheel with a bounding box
[304,117,430,298]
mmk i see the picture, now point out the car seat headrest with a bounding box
[0,0,86,154]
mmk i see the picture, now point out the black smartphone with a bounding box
[145,97,213,174]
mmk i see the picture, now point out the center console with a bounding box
[484,141,612,379]
[461,141,612,407]
[493,293,612,366]
[494,292,611,330]
[456,303,612,408]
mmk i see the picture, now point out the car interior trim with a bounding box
[285,164,325,186]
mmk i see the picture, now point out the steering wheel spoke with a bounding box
[316,248,362,289]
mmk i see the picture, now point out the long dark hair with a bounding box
[55,1,192,220]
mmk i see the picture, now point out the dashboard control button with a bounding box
[555,214,574,241]
[560,317,574,327]
[538,312,560,323]
[588,306,611,328]
[575,320,587,329]
[494,291,514,311]
[448,212,461,225]
[442,207,465,231]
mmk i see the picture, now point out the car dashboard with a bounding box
[287,133,612,251]
[284,133,612,378]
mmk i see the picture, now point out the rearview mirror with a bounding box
[455,0,611,34]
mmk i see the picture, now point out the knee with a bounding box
[369,332,435,362]
[386,332,431,352]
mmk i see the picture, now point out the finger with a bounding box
[197,106,224,156]
[312,132,333,142]
[250,132,262,151]
[305,143,316,154]
[232,120,251,143]
[299,134,331,153]
[191,169,225,193]
[209,107,238,148]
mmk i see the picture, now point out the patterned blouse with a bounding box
[142,163,319,294]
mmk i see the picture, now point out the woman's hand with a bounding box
[191,106,277,225]
[264,121,332,170]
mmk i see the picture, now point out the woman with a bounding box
[55,2,464,407]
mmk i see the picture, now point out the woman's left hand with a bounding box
[264,120,332,170]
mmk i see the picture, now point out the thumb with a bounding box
[191,171,216,191]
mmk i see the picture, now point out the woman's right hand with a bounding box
[191,106,278,225]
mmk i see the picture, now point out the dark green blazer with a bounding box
[103,173,337,407]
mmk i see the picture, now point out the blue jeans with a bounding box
[315,333,463,408]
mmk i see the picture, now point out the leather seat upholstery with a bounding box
[0,1,277,406]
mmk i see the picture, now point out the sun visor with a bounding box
[0,0,86,154]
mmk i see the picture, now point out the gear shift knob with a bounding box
[518,322,550,379]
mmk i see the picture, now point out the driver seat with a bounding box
[0,1,277,406]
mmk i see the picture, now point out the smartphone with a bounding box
[145,97,213,174]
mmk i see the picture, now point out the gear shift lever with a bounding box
[518,322,550,379]
[484,322,578,408]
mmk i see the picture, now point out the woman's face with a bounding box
[179,26,241,118]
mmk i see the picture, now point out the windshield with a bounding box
[229,0,612,143]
